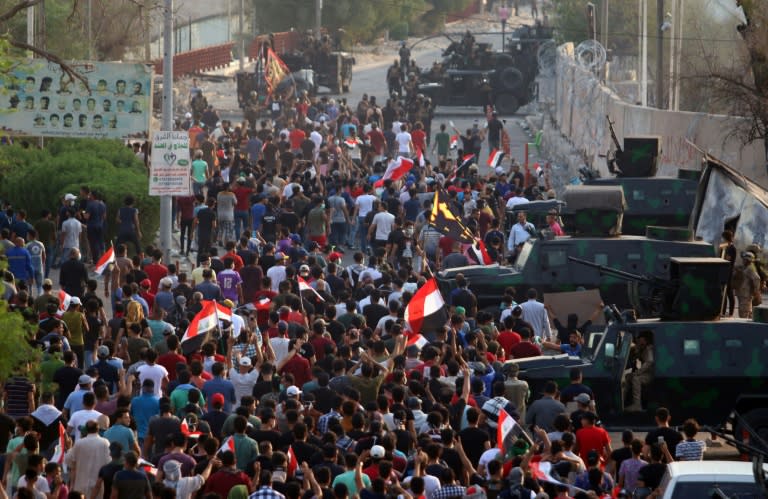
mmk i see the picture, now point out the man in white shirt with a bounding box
[270,321,291,366]
[519,288,552,340]
[354,185,377,254]
[67,391,109,441]
[369,202,396,250]
[228,356,260,409]
[59,210,83,265]
[136,349,169,397]
[507,211,535,255]
[395,124,413,157]
[266,253,288,292]
[505,187,530,210]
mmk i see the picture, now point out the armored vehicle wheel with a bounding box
[494,93,520,115]
[735,409,768,452]
[499,67,524,91]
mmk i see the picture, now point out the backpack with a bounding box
[125,299,144,328]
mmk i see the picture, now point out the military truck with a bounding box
[416,25,552,114]
[506,260,768,442]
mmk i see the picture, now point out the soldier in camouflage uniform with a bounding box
[733,251,761,319]
[625,330,654,412]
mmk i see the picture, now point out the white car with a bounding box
[656,461,765,498]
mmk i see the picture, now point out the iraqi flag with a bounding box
[180,418,202,438]
[94,245,115,275]
[57,290,72,317]
[449,135,459,150]
[138,459,157,476]
[449,153,475,182]
[416,149,426,167]
[405,332,429,350]
[529,460,580,490]
[218,435,236,455]
[404,277,448,334]
[374,156,414,187]
[298,276,324,302]
[487,149,505,167]
[469,238,493,265]
[50,422,67,466]
[181,300,233,355]
[497,409,518,450]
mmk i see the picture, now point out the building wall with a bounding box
[549,42,767,187]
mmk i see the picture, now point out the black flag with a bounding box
[428,189,475,244]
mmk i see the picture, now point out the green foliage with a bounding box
[0,260,40,383]
[552,0,639,54]
[390,22,410,41]
[0,139,158,246]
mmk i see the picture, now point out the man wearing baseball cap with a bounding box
[229,356,260,410]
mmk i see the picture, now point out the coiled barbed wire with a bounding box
[575,39,607,72]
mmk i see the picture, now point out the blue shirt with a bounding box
[63,390,87,415]
[251,203,266,231]
[131,393,160,439]
[5,246,33,280]
[201,377,236,413]
[104,423,136,453]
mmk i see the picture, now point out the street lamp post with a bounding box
[498,3,510,51]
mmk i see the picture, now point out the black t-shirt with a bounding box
[609,446,632,479]
[637,462,666,489]
[252,429,282,449]
[387,229,407,258]
[363,303,388,330]
[487,118,503,142]
[459,427,490,465]
[195,207,216,235]
[441,447,464,483]
[261,208,278,242]
[98,462,125,499]
[52,365,83,406]
[645,426,683,450]
[278,211,300,233]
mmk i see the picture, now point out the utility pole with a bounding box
[315,0,322,38]
[160,0,174,262]
[26,3,34,56]
[239,0,244,70]
[656,0,664,108]
[87,0,93,59]
[640,0,647,106]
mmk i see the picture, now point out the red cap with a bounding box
[140,279,151,288]
[329,252,343,262]
[211,393,225,407]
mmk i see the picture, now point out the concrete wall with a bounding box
[545,43,767,187]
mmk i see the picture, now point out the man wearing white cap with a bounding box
[229,355,260,409]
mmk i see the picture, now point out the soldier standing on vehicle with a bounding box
[734,251,761,318]
[719,230,737,317]
[625,331,654,412]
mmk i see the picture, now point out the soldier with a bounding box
[625,330,654,412]
[398,41,411,70]
[387,60,401,97]
[733,251,761,318]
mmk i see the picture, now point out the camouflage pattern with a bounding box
[506,317,768,430]
[583,176,698,235]
[436,236,715,315]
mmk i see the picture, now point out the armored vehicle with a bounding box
[416,25,552,114]
[508,301,768,440]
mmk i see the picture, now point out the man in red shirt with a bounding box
[509,328,541,359]
[232,178,253,240]
[279,339,312,387]
[497,316,522,357]
[202,450,251,497]
[288,124,306,154]
[143,250,168,294]
[411,122,427,156]
[575,412,612,465]
[366,123,386,157]
[157,335,187,381]
[222,241,244,272]
[310,320,335,362]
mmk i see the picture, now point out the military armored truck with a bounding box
[508,299,768,440]
[437,232,715,316]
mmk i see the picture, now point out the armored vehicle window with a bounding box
[725,339,742,348]
[543,250,567,267]
[683,339,700,356]
[594,253,608,265]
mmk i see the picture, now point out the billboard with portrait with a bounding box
[0,59,152,139]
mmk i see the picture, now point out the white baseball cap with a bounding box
[286,386,301,397]
[370,445,385,458]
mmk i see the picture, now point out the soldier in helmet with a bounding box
[734,251,762,318]
[399,41,411,70]
[387,60,401,97]
[746,243,768,291]
[625,330,655,412]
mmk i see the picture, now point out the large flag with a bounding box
[529,461,580,490]
[405,332,429,350]
[57,290,72,316]
[487,149,505,167]
[374,156,414,187]
[428,189,475,244]
[50,422,66,465]
[181,300,233,354]
[404,278,448,334]
[264,47,290,96]
[94,245,115,275]
[497,409,518,450]
[469,238,493,265]
[298,276,324,302]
